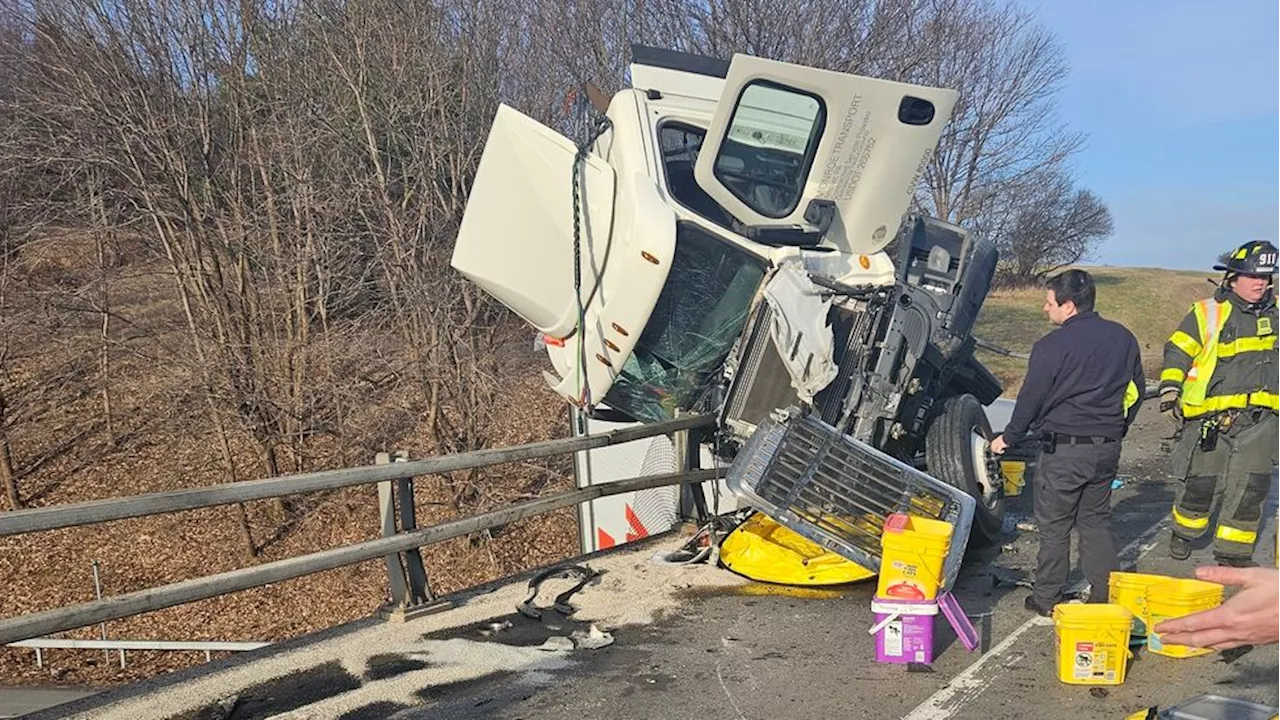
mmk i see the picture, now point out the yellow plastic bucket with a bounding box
[877,513,952,600]
[999,460,1026,497]
[1145,578,1224,658]
[1052,603,1133,685]
[1108,571,1172,636]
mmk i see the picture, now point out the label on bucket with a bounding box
[1073,641,1116,682]
[885,621,903,656]
[884,561,929,600]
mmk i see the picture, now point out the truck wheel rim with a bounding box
[970,430,1001,510]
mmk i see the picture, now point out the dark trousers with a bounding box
[1032,440,1122,607]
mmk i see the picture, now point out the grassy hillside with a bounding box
[974,266,1219,395]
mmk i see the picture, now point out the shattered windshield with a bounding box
[603,223,766,422]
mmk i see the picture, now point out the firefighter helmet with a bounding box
[1213,240,1279,276]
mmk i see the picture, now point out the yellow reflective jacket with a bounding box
[1160,291,1278,418]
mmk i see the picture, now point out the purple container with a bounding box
[871,597,939,664]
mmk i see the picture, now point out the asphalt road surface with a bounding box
[0,688,97,719]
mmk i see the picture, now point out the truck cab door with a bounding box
[693,55,958,257]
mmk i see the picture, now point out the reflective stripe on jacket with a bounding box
[1160,292,1279,418]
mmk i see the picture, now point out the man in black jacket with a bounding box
[991,269,1145,616]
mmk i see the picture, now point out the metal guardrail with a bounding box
[0,414,719,647]
[9,639,270,651]
[9,639,271,670]
[9,638,271,669]
[0,414,715,537]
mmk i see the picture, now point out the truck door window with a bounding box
[713,82,825,219]
[660,123,735,229]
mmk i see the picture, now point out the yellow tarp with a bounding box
[719,513,876,586]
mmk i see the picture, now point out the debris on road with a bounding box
[537,636,575,652]
[518,564,603,619]
[1218,645,1254,664]
[1127,693,1280,720]
[991,566,1033,590]
[571,624,615,650]
[479,620,513,637]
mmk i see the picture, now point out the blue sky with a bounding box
[1023,0,1278,271]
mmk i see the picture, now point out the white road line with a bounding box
[902,518,1171,720]
[715,662,747,720]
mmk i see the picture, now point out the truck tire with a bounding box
[925,393,1004,543]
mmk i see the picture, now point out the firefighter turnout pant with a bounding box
[1170,411,1279,561]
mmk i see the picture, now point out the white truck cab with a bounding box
[453,46,1011,541]
[455,48,956,413]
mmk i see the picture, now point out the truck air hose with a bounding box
[570,115,613,407]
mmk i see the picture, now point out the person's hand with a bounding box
[1159,388,1182,429]
[1153,566,1279,650]
[990,435,1008,455]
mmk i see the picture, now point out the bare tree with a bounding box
[0,0,1109,531]
[908,0,1082,238]
[3,0,535,525]
[998,168,1114,285]
[0,19,23,510]
[0,19,56,510]
[0,252,23,511]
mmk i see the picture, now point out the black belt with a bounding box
[1051,433,1117,445]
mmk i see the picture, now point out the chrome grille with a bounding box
[726,409,975,590]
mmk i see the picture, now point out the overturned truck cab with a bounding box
[451,46,1009,542]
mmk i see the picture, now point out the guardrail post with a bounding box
[376,453,409,609]
[675,411,708,523]
[393,453,431,604]
[92,559,109,663]
[377,451,449,623]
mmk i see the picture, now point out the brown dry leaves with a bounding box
[0,245,581,686]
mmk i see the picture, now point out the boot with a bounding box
[1024,595,1053,618]
[1169,533,1192,560]
[1214,553,1257,568]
